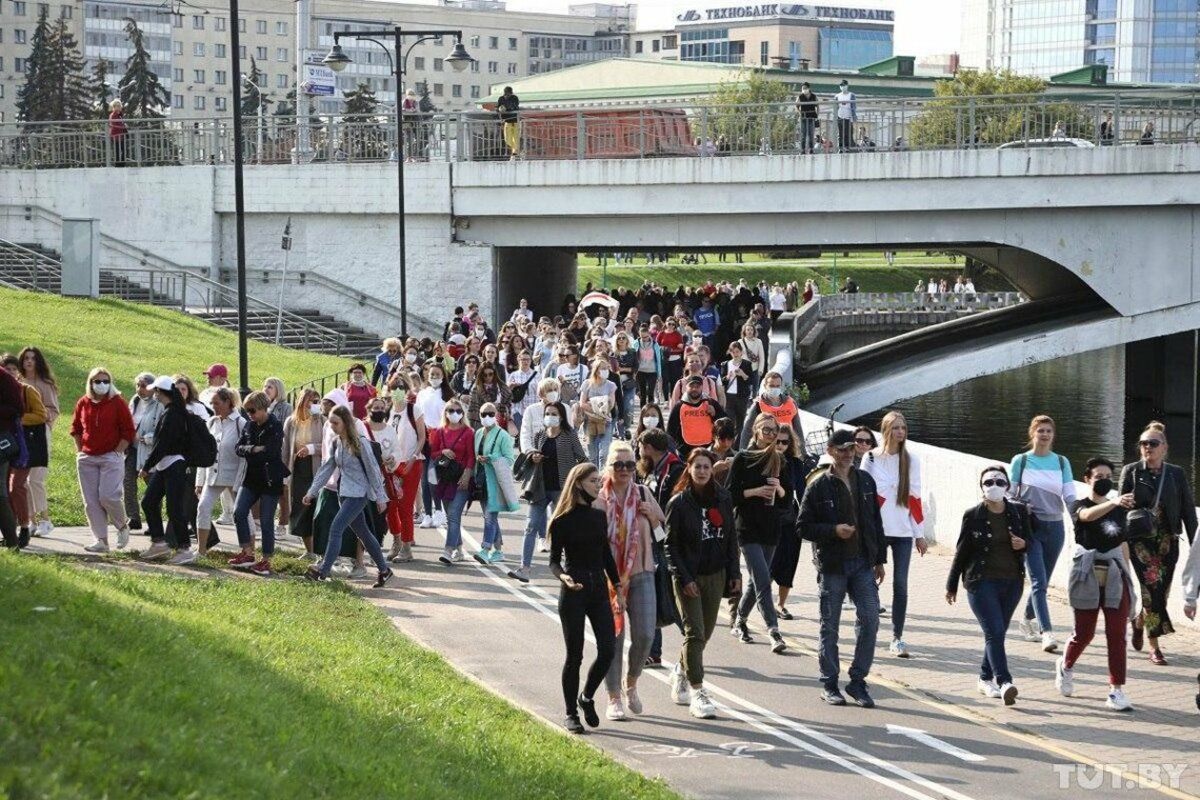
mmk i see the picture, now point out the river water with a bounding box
[837,339,1199,490]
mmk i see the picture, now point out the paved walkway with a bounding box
[25,514,1200,800]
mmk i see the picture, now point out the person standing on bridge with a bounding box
[497,86,521,161]
[834,80,857,154]
[861,411,926,660]
[795,82,819,154]
[1009,415,1076,654]
[946,465,1029,706]
[550,462,621,734]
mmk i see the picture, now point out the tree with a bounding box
[89,58,114,119]
[15,6,53,121]
[908,69,1095,148]
[342,82,387,159]
[240,57,272,117]
[708,69,794,153]
[118,18,169,117]
[51,19,91,121]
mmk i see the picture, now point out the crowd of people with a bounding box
[2,283,1200,734]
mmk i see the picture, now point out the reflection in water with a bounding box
[851,346,1198,491]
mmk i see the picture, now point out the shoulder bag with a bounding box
[1126,466,1166,541]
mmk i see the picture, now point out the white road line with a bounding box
[886,725,988,763]
[453,529,965,800]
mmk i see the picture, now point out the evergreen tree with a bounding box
[90,58,114,119]
[240,57,272,116]
[118,19,169,117]
[342,82,385,159]
[15,6,52,121]
[52,19,91,121]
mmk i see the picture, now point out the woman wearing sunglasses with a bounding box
[1118,422,1197,665]
[597,442,665,721]
[768,426,812,620]
[946,465,1030,706]
[852,426,876,460]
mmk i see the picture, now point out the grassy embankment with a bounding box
[0,287,353,526]
[0,556,679,799]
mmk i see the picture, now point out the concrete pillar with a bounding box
[1124,331,1198,460]
[60,218,101,298]
[494,247,577,324]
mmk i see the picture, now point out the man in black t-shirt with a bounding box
[497,86,521,160]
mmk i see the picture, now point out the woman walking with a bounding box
[262,377,293,534]
[467,362,511,430]
[946,465,1030,706]
[1119,422,1197,665]
[728,415,788,654]
[664,449,741,719]
[70,368,135,553]
[599,443,665,721]
[415,363,452,529]
[1056,457,1136,711]
[230,391,289,576]
[551,462,621,734]
[634,326,663,408]
[2,354,48,549]
[472,401,519,564]
[430,398,475,565]
[861,411,926,659]
[195,387,246,557]
[385,387,426,563]
[303,405,394,587]
[283,389,324,559]
[578,358,618,467]
[769,425,811,620]
[721,341,753,434]
[18,346,58,537]
[1010,415,1076,653]
[139,377,195,564]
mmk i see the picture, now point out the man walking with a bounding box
[834,80,857,154]
[799,429,887,708]
[498,86,521,161]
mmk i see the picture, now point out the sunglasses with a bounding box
[1138,440,1161,448]
[481,413,496,420]
[833,443,856,451]
[981,478,1009,488]
[611,460,637,471]
[854,437,873,445]
[775,439,790,446]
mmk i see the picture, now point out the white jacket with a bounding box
[197,414,247,488]
[1182,536,1200,611]
[860,448,924,538]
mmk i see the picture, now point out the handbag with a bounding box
[652,540,681,628]
[433,428,468,486]
[509,370,538,405]
[1126,466,1166,541]
[471,427,503,504]
[513,449,536,484]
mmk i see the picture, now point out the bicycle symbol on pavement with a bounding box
[628,741,776,760]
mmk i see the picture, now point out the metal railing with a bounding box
[2,91,1197,168]
[0,239,61,293]
[817,291,1025,315]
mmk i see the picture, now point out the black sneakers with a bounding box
[17,527,30,549]
[845,682,875,709]
[373,569,394,589]
[577,694,600,727]
[564,715,585,734]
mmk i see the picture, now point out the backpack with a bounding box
[184,412,218,468]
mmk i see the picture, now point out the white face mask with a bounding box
[597,368,610,380]
[309,403,322,415]
[544,414,561,428]
[92,381,111,395]
[764,386,783,399]
[430,377,443,388]
[446,410,464,424]
[544,391,560,403]
[643,416,660,428]
[404,352,417,364]
[352,375,365,385]
[481,415,497,428]
[982,484,1007,503]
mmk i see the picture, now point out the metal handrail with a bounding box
[0,237,59,293]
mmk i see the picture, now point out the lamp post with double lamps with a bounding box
[323,29,473,338]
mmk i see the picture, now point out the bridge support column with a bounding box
[1124,331,1199,458]
[494,248,577,325]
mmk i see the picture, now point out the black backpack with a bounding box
[184,413,218,468]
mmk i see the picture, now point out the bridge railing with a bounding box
[818,291,1025,315]
[1,91,1197,169]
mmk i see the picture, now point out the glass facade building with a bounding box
[819,27,893,70]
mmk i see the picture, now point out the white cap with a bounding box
[151,375,175,392]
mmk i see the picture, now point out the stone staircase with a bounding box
[0,240,380,357]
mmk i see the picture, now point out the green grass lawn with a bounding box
[577,251,1014,294]
[0,287,352,526]
[0,555,678,799]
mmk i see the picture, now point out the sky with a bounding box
[507,0,965,57]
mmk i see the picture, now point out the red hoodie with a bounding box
[70,394,135,455]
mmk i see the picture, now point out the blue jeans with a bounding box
[482,510,501,549]
[443,488,469,549]
[587,426,613,467]
[817,556,880,690]
[967,577,1024,685]
[522,490,559,568]
[1022,517,1065,632]
[886,537,913,640]
[737,542,779,630]
[621,384,637,433]
[235,486,277,556]
[318,494,389,577]
[799,118,816,153]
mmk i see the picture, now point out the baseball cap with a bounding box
[829,429,857,449]
[205,363,228,379]
[685,375,704,386]
[151,375,175,392]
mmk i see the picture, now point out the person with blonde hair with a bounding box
[472,400,519,564]
[283,388,325,558]
[227,391,288,576]
[549,461,620,734]
[372,337,403,388]
[577,357,617,467]
[70,367,135,553]
[861,411,925,659]
[194,387,245,557]
[108,98,127,165]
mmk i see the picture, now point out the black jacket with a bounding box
[143,404,189,472]
[1118,461,1197,544]
[728,449,785,547]
[946,500,1032,593]
[236,415,288,495]
[664,486,740,587]
[797,466,887,574]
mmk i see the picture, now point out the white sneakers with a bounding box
[669,663,691,705]
[1000,682,1019,706]
[35,519,53,537]
[168,549,197,566]
[432,510,447,528]
[1106,688,1133,712]
[1041,632,1059,653]
[116,527,130,551]
[977,679,1002,699]
[624,685,643,715]
[348,565,368,580]
[1017,618,1040,642]
[141,541,171,561]
[1055,656,1074,697]
[538,538,550,553]
[451,547,465,562]
[419,514,435,529]
[889,638,910,658]
[84,539,109,554]
[689,687,717,719]
[606,697,626,721]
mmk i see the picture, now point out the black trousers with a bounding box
[637,371,658,406]
[838,118,854,152]
[123,448,141,525]
[142,460,190,548]
[559,571,616,717]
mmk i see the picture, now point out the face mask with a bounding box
[92,381,111,394]
[597,369,610,380]
[352,375,365,385]
[369,411,388,423]
[404,352,417,364]
[982,484,1006,503]
[1092,477,1114,496]
[764,386,782,399]
[481,414,497,428]
[643,416,660,428]
[430,377,443,388]
[543,414,561,428]
[687,391,702,402]
[544,391,560,403]
[309,403,322,415]
[446,411,464,424]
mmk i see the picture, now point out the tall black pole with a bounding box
[229,0,250,396]
[394,27,407,339]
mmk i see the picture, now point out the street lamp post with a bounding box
[324,29,472,338]
[227,0,251,397]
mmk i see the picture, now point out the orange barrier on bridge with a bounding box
[517,109,695,160]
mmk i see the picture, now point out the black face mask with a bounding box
[369,411,388,423]
[1092,477,1114,496]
